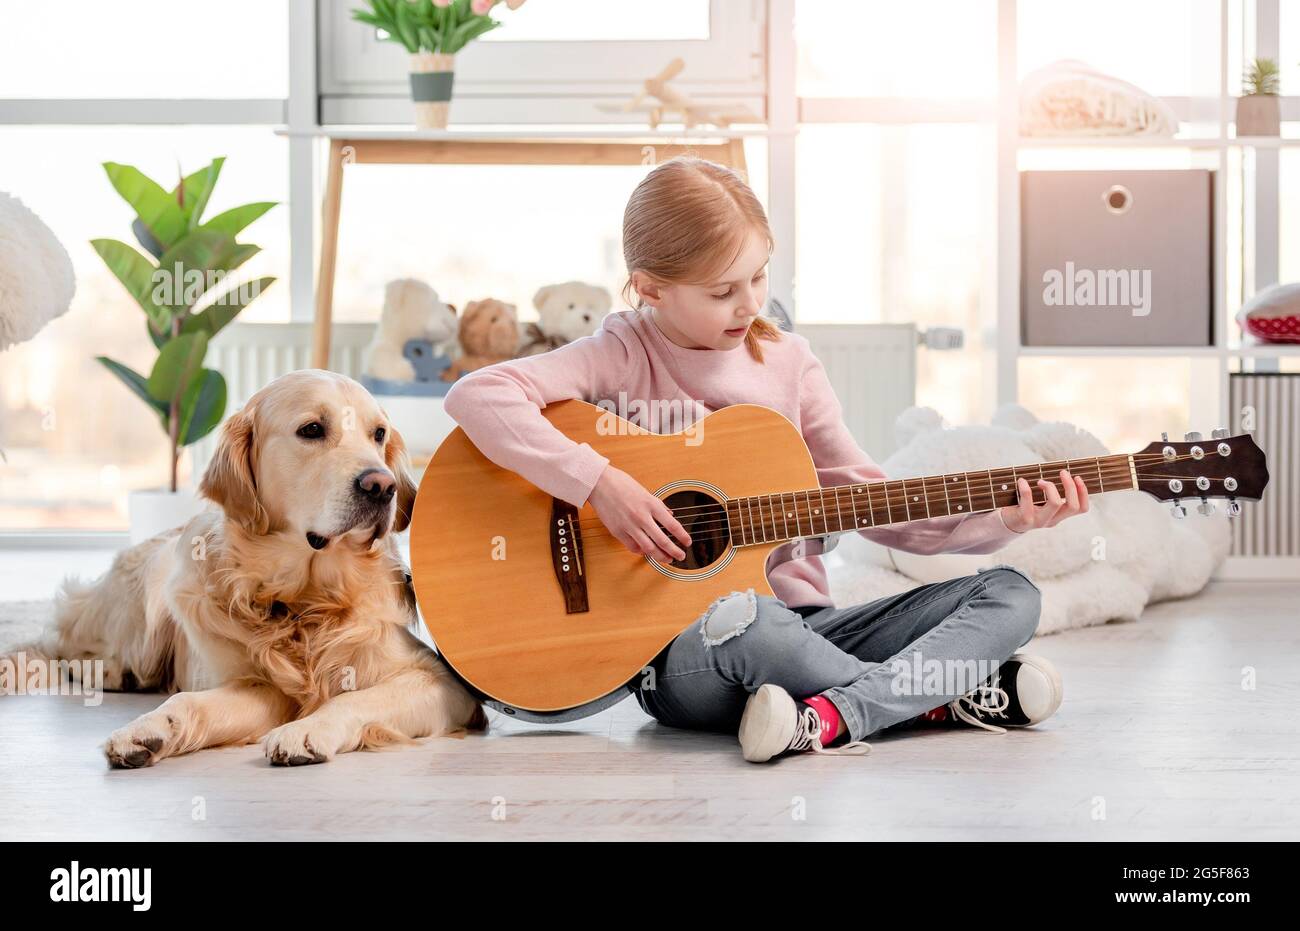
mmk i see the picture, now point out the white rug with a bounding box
[0,600,52,653]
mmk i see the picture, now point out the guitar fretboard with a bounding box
[724,454,1135,546]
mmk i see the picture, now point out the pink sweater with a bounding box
[441,307,1021,608]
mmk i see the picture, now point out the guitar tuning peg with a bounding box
[1161,432,1169,442]
[1227,499,1242,518]
[1197,500,1215,516]
[1184,431,1203,442]
[1170,502,1187,519]
[1211,427,1230,439]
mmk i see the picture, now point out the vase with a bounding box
[127,487,206,545]
[1236,94,1280,137]
[409,52,455,130]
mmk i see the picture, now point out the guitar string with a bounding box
[565,451,1220,524]
[569,455,1196,527]
[570,470,1203,544]
[569,464,1238,554]
[567,451,1217,528]
[570,465,1146,553]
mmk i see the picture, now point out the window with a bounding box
[328,138,768,324]
[794,123,996,426]
[0,0,288,98]
[1017,357,1216,456]
[0,128,288,530]
[319,0,764,124]
[796,0,997,99]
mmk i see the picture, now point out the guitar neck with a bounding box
[724,453,1136,547]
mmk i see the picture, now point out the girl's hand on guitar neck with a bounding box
[1001,469,1090,533]
[587,466,693,563]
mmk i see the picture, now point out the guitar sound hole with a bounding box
[658,490,731,570]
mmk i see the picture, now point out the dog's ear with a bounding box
[384,424,419,534]
[199,407,268,533]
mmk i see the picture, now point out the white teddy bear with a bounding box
[518,281,611,356]
[825,404,1231,635]
[363,278,458,382]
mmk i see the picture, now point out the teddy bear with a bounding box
[440,298,520,382]
[517,281,611,356]
[363,278,458,382]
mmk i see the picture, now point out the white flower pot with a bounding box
[127,488,206,545]
[409,52,455,129]
[1236,94,1280,136]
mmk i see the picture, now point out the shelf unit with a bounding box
[994,0,1296,578]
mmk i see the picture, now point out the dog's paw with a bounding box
[104,714,171,769]
[264,720,342,767]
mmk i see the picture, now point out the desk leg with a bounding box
[312,139,346,370]
[727,138,748,176]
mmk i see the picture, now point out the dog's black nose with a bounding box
[355,469,396,503]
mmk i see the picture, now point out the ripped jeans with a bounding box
[632,565,1042,742]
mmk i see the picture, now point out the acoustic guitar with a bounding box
[409,400,1268,713]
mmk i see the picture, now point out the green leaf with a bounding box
[178,368,227,446]
[394,0,419,52]
[172,157,225,230]
[97,356,168,417]
[154,230,260,315]
[200,201,277,239]
[90,238,171,337]
[181,276,276,340]
[446,14,498,53]
[103,162,187,249]
[146,332,209,408]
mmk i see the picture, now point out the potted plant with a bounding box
[92,158,277,542]
[1237,57,1281,137]
[352,0,528,129]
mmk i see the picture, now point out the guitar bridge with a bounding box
[550,499,588,614]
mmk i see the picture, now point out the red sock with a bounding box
[802,694,843,747]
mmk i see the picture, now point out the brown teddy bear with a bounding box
[440,298,519,382]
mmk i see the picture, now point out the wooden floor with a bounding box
[2,555,1297,840]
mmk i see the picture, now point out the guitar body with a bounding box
[410,400,817,712]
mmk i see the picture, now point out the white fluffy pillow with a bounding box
[0,191,76,352]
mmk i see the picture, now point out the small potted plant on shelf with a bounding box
[92,158,277,542]
[351,0,528,129]
[1237,57,1281,137]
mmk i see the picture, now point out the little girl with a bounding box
[442,156,1089,763]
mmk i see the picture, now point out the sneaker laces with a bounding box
[792,705,872,756]
[949,684,1011,735]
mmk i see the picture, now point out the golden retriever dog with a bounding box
[20,369,483,768]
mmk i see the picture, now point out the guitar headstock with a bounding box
[1132,429,1269,518]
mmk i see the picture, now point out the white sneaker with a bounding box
[906,653,1063,735]
[738,684,872,763]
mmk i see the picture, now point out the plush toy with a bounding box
[0,191,76,352]
[824,404,1230,636]
[440,298,519,381]
[518,281,612,356]
[363,278,458,382]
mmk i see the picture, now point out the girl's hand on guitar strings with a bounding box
[1000,469,1090,533]
[587,466,693,563]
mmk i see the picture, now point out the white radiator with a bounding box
[796,323,918,460]
[1229,373,1298,557]
[192,321,920,473]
